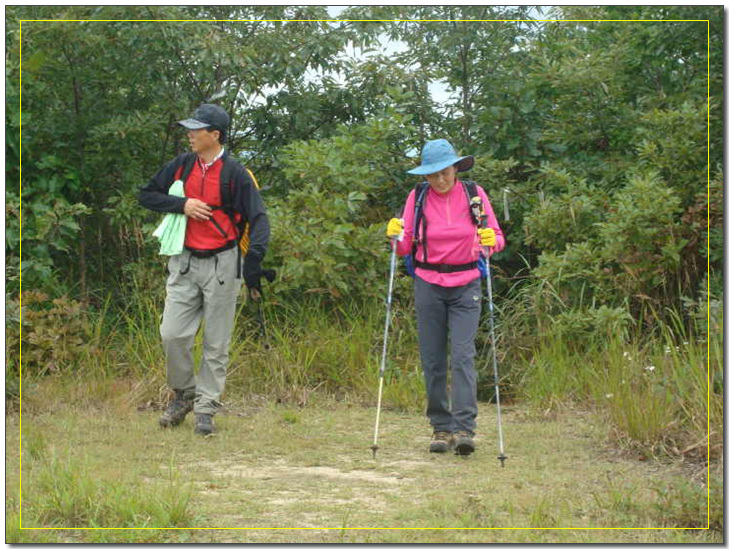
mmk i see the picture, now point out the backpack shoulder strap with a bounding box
[414,181,429,204]
[178,152,197,182]
[462,180,478,200]
[218,157,260,205]
[411,182,429,232]
[217,155,248,278]
[236,167,262,258]
[411,181,430,262]
[219,155,240,211]
[461,180,481,225]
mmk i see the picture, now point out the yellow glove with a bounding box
[386,218,404,239]
[478,227,496,247]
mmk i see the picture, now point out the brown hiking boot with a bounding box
[454,431,476,455]
[159,390,194,428]
[429,431,453,453]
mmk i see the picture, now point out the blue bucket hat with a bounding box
[406,139,474,175]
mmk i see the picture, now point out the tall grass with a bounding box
[225,295,424,410]
[14,266,721,460]
[509,290,723,459]
[45,278,426,410]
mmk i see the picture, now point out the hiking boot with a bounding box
[429,431,453,453]
[194,413,215,436]
[454,431,476,456]
[158,390,193,428]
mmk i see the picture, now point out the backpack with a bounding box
[177,152,261,277]
[405,180,489,279]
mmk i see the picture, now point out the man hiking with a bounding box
[139,104,270,435]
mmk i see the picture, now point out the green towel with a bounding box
[152,180,187,256]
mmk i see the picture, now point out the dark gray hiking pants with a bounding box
[160,247,243,415]
[414,276,481,435]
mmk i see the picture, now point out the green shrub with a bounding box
[267,110,418,302]
[533,242,616,307]
[6,291,99,377]
[599,171,685,295]
[551,305,633,344]
[524,181,607,252]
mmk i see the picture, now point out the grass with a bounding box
[6,389,723,543]
[13,273,720,460]
[27,453,192,528]
[65,287,425,411]
[8,276,723,542]
[511,301,723,461]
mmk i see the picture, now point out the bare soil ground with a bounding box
[6,392,721,543]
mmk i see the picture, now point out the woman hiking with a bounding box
[386,139,505,455]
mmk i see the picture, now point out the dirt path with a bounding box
[7,397,721,543]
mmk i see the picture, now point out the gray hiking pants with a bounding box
[414,276,481,435]
[160,247,243,415]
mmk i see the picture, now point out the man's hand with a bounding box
[184,198,212,221]
[243,253,262,292]
[477,227,496,247]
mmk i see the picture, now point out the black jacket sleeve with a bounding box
[233,167,270,260]
[138,153,191,213]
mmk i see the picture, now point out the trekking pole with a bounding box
[471,197,508,467]
[371,238,398,459]
[250,269,277,350]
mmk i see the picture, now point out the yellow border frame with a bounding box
[16,16,713,534]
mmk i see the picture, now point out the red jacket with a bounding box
[140,151,270,259]
[175,158,241,250]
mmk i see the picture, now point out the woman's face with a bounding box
[425,165,458,194]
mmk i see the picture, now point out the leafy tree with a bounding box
[7,6,353,298]
[7,4,721,324]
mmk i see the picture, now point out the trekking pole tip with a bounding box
[498,454,507,467]
[370,444,379,459]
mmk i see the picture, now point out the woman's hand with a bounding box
[477,227,496,247]
[386,218,404,239]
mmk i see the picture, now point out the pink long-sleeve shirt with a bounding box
[395,180,506,287]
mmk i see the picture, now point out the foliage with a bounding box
[6,291,99,377]
[523,178,607,252]
[526,171,689,315]
[509,276,722,457]
[267,110,417,301]
[8,5,720,309]
[7,5,357,298]
[599,172,685,296]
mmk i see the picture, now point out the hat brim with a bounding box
[406,155,474,175]
[177,118,211,130]
[455,155,474,173]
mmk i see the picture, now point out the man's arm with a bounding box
[138,154,190,213]
[234,167,270,260]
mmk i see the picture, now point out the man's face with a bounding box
[187,128,220,154]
